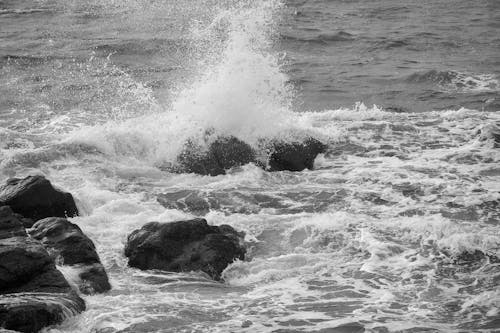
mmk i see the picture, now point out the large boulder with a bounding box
[0,176,78,222]
[176,136,256,176]
[266,137,327,172]
[124,218,245,280]
[0,207,85,333]
[29,218,111,295]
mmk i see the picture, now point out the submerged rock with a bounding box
[125,218,245,280]
[0,176,78,222]
[157,189,293,215]
[157,190,211,215]
[176,136,256,176]
[266,137,327,172]
[0,207,85,333]
[29,218,111,295]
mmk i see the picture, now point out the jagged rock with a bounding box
[0,176,78,222]
[29,218,111,295]
[176,136,256,176]
[125,218,245,280]
[266,137,327,171]
[0,209,85,333]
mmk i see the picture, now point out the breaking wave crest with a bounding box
[60,0,326,168]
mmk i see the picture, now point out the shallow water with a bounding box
[1,0,499,332]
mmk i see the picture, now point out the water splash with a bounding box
[64,0,309,166]
[172,0,293,141]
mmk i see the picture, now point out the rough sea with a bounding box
[1,0,500,332]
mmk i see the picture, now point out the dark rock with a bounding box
[0,207,27,240]
[0,236,65,294]
[0,176,78,222]
[176,136,256,176]
[0,209,85,333]
[266,138,327,172]
[209,136,256,171]
[0,293,84,333]
[125,218,245,280]
[174,134,327,175]
[0,208,71,294]
[77,264,110,294]
[12,214,34,229]
[29,218,111,295]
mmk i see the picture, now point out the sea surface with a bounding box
[1,0,500,332]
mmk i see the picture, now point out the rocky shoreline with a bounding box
[0,137,325,332]
[1,132,498,331]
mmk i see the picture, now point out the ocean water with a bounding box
[1,0,500,332]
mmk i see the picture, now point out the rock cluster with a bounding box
[123,135,325,280]
[0,206,85,333]
[174,135,327,176]
[0,176,110,333]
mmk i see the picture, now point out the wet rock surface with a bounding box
[0,207,27,240]
[125,218,245,280]
[0,176,78,222]
[29,218,111,295]
[0,207,85,333]
[174,135,326,175]
[266,137,327,172]
[0,293,84,333]
[176,136,256,176]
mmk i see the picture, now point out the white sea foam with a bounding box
[2,0,500,332]
[448,72,499,93]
